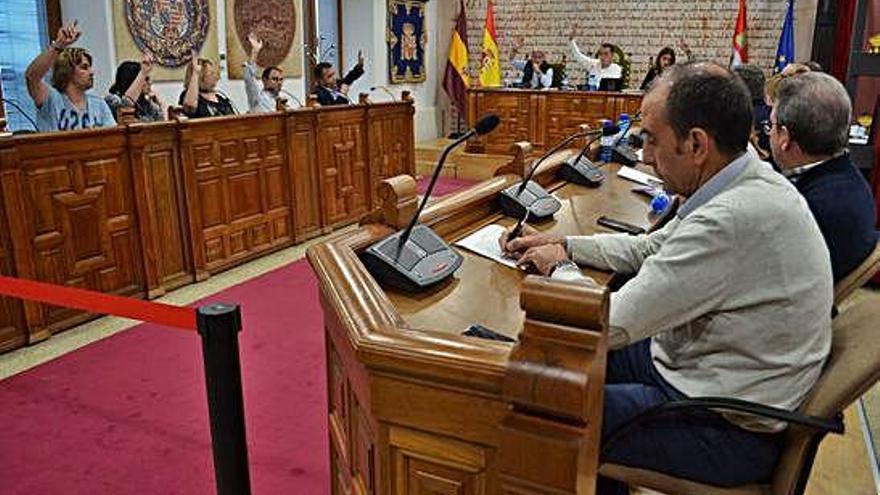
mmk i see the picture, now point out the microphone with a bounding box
[0,98,39,132]
[369,86,397,102]
[361,114,501,292]
[558,125,618,186]
[280,89,304,108]
[497,127,601,220]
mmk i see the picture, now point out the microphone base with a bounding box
[497,181,562,220]
[361,225,463,293]
[559,155,606,187]
[613,144,640,167]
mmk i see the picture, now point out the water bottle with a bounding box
[600,120,615,163]
[650,189,671,216]
[588,72,599,91]
[615,113,631,146]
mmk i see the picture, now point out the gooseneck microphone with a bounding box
[497,127,601,220]
[361,114,501,292]
[280,89,304,108]
[369,86,398,102]
[559,125,619,186]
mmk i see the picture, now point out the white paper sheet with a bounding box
[454,224,520,269]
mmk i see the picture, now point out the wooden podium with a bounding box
[308,146,652,494]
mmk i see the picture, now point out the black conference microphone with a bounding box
[361,113,501,292]
[497,127,601,220]
[558,125,619,186]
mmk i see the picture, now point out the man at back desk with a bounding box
[499,63,832,493]
[569,37,622,90]
[313,51,366,106]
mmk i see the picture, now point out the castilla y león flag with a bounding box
[479,1,502,87]
[731,0,748,67]
[443,0,470,114]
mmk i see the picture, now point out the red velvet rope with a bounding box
[0,276,197,331]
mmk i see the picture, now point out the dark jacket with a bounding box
[315,64,365,106]
[520,61,553,88]
[641,67,660,90]
[177,91,235,118]
[792,153,878,281]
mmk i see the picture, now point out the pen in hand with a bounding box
[506,210,530,245]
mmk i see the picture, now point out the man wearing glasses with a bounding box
[766,72,877,282]
[244,33,287,113]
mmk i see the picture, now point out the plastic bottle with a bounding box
[600,120,615,163]
[615,113,631,146]
[650,189,671,216]
[588,72,599,91]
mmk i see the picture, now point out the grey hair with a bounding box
[775,72,851,156]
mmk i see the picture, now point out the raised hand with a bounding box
[190,50,202,75]
[54,20,81,49]
[140,53,154,74]
[248,32,264,55]
[357,49,365,66]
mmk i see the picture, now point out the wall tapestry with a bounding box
[226,0,303,80]
[386,0,428,84]
[112,0,219,82]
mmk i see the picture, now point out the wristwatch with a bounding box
[550,259,580,276]
[50,42,64,52]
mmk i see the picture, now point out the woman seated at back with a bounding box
[106,56,164,122]
[640,40,692,90]
[179,52,235,118]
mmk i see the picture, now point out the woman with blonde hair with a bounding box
[179,53,235,118]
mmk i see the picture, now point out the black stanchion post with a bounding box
[197,303,252,495]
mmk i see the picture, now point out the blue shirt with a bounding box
[36,86,116,132]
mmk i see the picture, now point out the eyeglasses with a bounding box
[761,120,784,134]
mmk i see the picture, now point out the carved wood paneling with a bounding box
[467,89,643,155]
[128,123,192,298]
[316,110,370,227]
[287,112,323,240]
[390,426,487,495]
[0,101,415,353]
[180,116,294,275]
[0,181,26,352]
[0,130,144,340]
[367,104,416,207]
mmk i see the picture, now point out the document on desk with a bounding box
[454,224,519,269]
[618,166,663,187]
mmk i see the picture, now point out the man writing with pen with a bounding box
[498,62,833,494]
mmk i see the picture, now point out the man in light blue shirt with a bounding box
[243,32,287,113]
[25,21,115,132]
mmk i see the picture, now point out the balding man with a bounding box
[500,63,832,493]
[769,72,878,282]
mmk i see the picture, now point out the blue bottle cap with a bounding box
[650,191,670,214]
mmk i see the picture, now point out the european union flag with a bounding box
[775,0,795,73]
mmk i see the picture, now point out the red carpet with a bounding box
[0,177,473,494]
[0,260,328,495]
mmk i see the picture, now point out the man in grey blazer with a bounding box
[500,62,832,493]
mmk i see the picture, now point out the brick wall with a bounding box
[459,0,789,87]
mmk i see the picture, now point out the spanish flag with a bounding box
[730,0,748,67]
[479,1,502,88]
[443,0,469,115]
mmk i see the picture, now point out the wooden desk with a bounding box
[0,101,414,352]
[466,88,643,155]
[308,152,653,495]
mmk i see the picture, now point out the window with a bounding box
[0,0,49,132]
